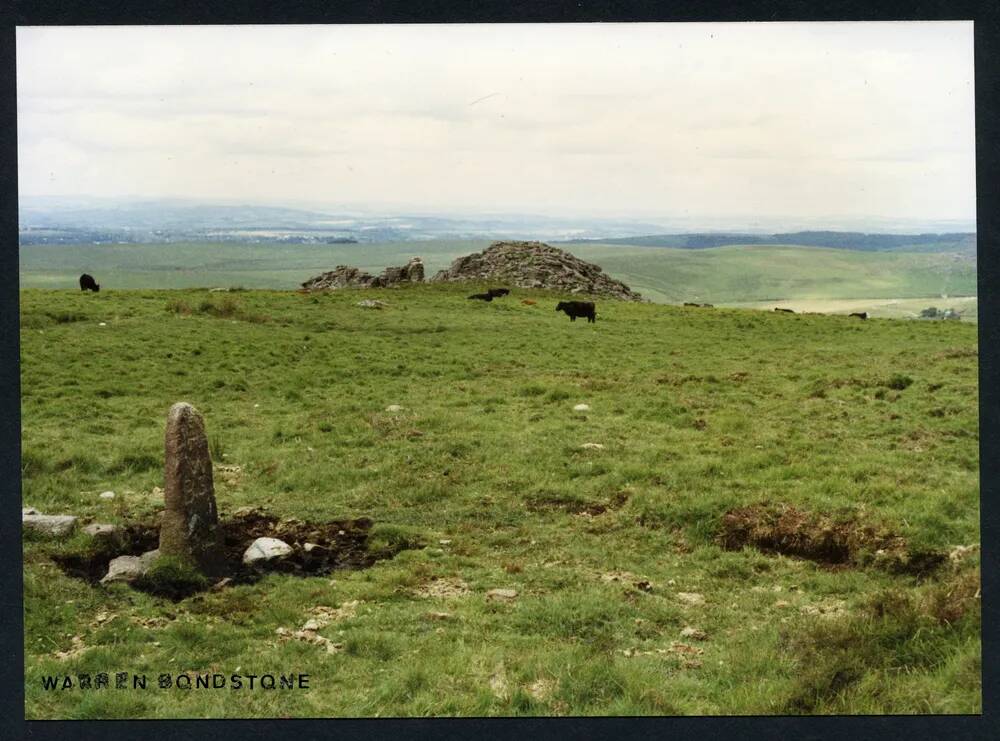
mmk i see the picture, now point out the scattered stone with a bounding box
[22,507,39,516]
[99,490,115,500]
[303,542,325,553]
[83,523,117,539]
[357,299,389,309]
[573,403,591,412]
[385,404,405,413]
[774,600,791,609]
[677,592,705,606]
[634,580,653,593]
[680,627,708,641]
[242,537,293,565]
[276,626,343,654]
[430,241,641,300]
[301,257,424,291]
[209,287,229,292]
[426,611,454,621]
[580,443,604,450]
[23,513,78,537]
[486,588,518,602]
[98,322,107,327]
[414,577,471,599]
[159,402,226,576]
[211,578,233,591]
[438,539,452,545]
[800,600,847,618]
[308,601,359,626]
[100,549,160,584]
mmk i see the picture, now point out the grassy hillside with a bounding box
[19,242,976,312]
[21,285,980,718]
[566,244,976,304]
[18,240,489,290]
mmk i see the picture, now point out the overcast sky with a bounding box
[16,22,975,222]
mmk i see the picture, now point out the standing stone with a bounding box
[158,402,225,576]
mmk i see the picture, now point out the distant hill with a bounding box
[561,231,976,253]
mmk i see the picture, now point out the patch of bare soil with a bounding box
[718,504,946,576]
[53,509,416,597]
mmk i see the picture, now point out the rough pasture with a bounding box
[20,284,980,718]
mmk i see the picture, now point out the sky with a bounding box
[16,22,976,224]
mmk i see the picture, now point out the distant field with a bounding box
[730,297,978,323]
[18,241,489,290]
[19,242,976,314]
[566,244,976,305]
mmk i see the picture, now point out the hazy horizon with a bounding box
[18,23,976,227]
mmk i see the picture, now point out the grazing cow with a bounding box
[849,311,869,320]
[521,299,537,306]
[487,288,511,298]
[468,292,493,302]
[79,274,100,292]
[774,307,794,313]
[556,300,596,323]
[684,302,700,307]
[701,303,714,308]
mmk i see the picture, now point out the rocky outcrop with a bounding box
[301,257,424,291]
[430,241,640,300]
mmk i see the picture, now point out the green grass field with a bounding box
[20,284,980,718]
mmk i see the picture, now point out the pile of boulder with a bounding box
[301,257,425,291]
[430,241,640,300]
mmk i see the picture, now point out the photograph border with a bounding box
[2,1,996,738]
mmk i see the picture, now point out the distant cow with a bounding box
[774,307,794,313]
[685,302,713,308]
[487,288,510,298]
[849,311,869,320]
[468,292,493,302]
[556,300,596,323]
[684,302,700,307]
[79,274,100,292]
[702,303,714,308]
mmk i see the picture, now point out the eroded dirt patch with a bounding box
[53,509,416,598]
[717,504,945,576]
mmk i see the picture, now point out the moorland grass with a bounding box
[20,284,980,717]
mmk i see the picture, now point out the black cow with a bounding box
[774,307,794,313]
[468,292,493,302]
[487,288,510,298]
[79,274,100,292]
[849,311,868,320]
[556,300,596,323]
[684,302,700,307]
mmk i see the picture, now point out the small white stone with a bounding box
[580,443,604,450]
[573,404,591,412]
[385,404,404,413]
[243,537,293,564]
[486,588,518,601]
[99,491,116,500]
[98,322,107,327]
[23,513,78,537]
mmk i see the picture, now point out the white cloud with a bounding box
[17,22,975,221]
